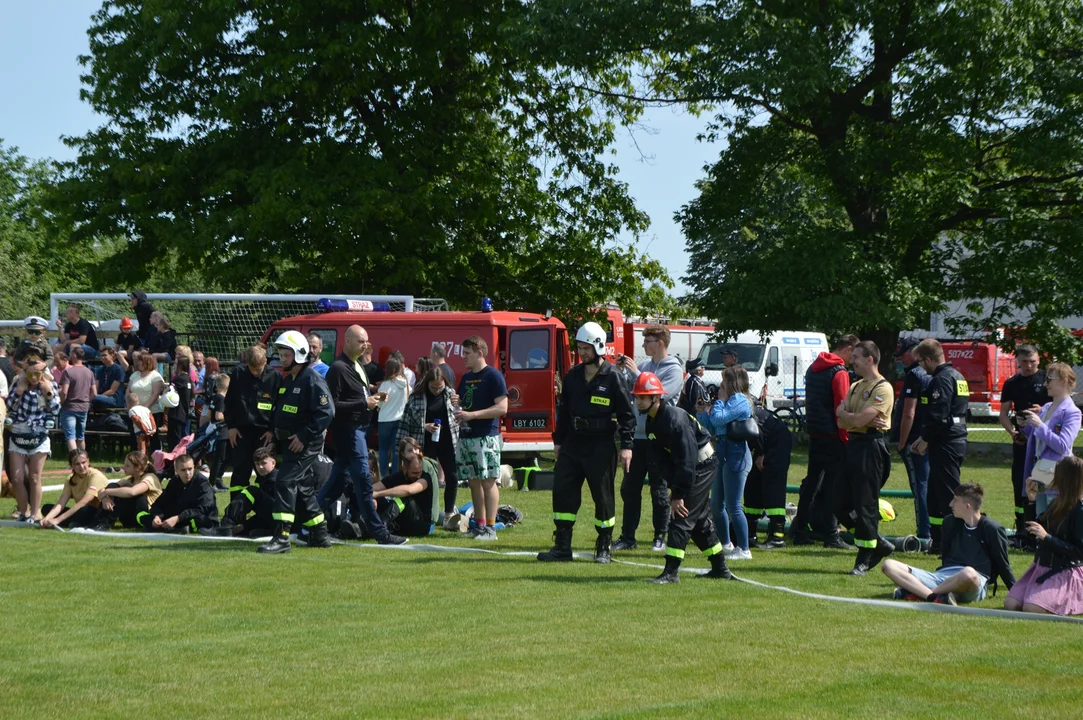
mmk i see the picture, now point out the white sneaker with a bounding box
[443,510,462,531]
[725,548,752,560]
[474,526,498,542]
[721,542,735,553]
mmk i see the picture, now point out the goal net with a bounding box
[50,294,448,364]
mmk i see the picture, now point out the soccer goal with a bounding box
[50,293,449,363]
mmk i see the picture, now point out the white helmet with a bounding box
[158,386,181,409]
[274,330,310,364]
[575,322,607,355]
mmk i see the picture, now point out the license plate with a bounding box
[510,415,547,430]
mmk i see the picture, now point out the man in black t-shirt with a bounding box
[373,439,437,537]
[998,345,1050,540]
[56,304,100,359]
[881,483,1014,604]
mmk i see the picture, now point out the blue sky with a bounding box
[0,1,717,295]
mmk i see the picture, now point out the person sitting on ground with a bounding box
[92,451,163,530]
[371,438,440,538]
[40,449,107,529]
[882,483,1015,605]
[50,350,69,384]
[200,446,277,538]
[59,346,97,453]
[199,371,230,492]
[148,313,178,363]
[140,454,217,533]
[114,317,141,366]
[93,347,127,409]
[12,316,53,369]
[55,303,100,360]
[1006,456,1083,615]
[0,338,15,386]
[307,333,330,378]
[6,359,60,524]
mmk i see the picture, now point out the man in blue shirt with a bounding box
[92,347,127,409]
[307,333,330,378]
[455,335,508,541]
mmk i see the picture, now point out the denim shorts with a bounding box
[909,565,988,603]
[59,410,88,442]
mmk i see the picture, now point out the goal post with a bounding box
[50,293,448,363]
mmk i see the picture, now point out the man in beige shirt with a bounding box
[836,340,895,576]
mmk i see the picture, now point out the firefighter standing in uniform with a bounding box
[224,344,281,498]
[997,345,1048,546]
[258,331,335,554]
[537,322,635,564]
[744,406,792,549]
[909,339,968,554]
[632,372,732,583]
[834,341,895,575]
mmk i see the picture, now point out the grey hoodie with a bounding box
[624,354,685,439]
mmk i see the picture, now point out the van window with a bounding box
[698,343,766,371]
[307,328,337,365]
[509,329,549,369]
[767,346,779,370]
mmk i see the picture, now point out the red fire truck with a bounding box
[261,301,572,456]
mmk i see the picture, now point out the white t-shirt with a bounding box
[403,366,416,392]
[377,377,409,422]
[128,370,164,407]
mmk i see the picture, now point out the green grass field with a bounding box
[3,449,1081,719]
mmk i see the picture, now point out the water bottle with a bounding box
[431,418,442,443]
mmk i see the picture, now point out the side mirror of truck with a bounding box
[765,362,779,378]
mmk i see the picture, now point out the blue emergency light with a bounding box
[481,296,493,313]
[316,298,392,313]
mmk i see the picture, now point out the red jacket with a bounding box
[809,352,850,442]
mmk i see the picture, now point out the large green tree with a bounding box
[545,0,1083,364]
[56,0,669,318]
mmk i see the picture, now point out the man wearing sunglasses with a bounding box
[12,316,53,369]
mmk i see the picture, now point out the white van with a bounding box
[697,330,829,409]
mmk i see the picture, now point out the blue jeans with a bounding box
[900,446,931,539]
[378,420,401,477]
[93,393,125,409]
[712,446,751,550]
[59,410,87,442]
[64,343,99,360]
[317,425,389,542]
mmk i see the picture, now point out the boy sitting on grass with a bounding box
[370,438,440,538]
[881,483,1015,605]
[140,454,218,533]
[92,451,163,530]
[200,446,276,538]
[40,450,107,529]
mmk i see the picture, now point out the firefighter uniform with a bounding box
[265,365,335,549]
[644,403,730,582]
[920,362,968,550]
[138,474,218,533]
[1000,370,1049,536]
[744,407,792,548]
[538,360,635,562]
[836,377,894,573]
[224,364,281,497]
[202,470,276,537]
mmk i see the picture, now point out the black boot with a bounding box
[649,556,681,584]
[537,524,574,562]
[790,523,815,546]
[257,524,292,554]
[823,533,854,550]
[302,522,332,548]
[763,516,786,549]
[745,514,761,548]
[698,552,733,579]
[595,529,613,564]
[849,548,873,575]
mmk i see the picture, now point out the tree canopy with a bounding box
[56,0,669,319]
[539,0,1083,362]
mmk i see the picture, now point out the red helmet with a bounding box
[632,371,666,396]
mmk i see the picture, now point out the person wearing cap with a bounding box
[720,347,739,368]
[12,316,53,369]
[892,336,932,548]
[679,358,709,415]
[130,291,156,344]
[632,371,731,583]
[115,316,142,367]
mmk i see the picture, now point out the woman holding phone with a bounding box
[1021,363,1081,515]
